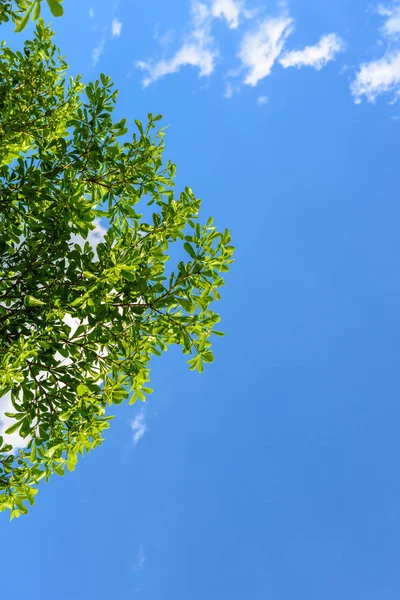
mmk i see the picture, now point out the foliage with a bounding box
[0,0,64,31]
[0,21,233,518]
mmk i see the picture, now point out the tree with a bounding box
[0,21,233,518]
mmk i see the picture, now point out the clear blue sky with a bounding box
[2,1,400,598]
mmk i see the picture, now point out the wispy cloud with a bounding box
[378,2,400,37]
[112,18,122,37]
[211,0,242,29]
[351,51,400,102]
[224,80,240,98]
[131,410,147,446]
[257,94,268,104]
[238,13,294,86]
[280,33,345,70]
[137,2,218,87]
[136,1,346,95]
[352,2,400,102]
[154,23,175,49]
[135,545,147,571]
[92,38,105,66]
[89,8,94,18]
[224,81,234,98]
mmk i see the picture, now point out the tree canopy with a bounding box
[0,20,233,518]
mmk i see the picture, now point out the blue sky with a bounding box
[2,0,400,598]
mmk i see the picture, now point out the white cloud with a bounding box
[257,94,268,104]
[0,392,29,450]
[378,2,400,37]
[352,2,400,102]
[351,50,400,102]
[238,14,294,86]
[280,33,345,70]
[136,1,344,91]
[92,38,105,66]
[131,410,147,446]
[112,18,122,37]
[224,81,240,98]
[211,0,242,29]
[137,2,218,86]
[89,8,94,18]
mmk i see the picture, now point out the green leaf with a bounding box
[47,0,64,17]
[46,444,63,459]
[67,452,78,472]
[33,1,41,20]
[4,421,21,435]
[30,442,37,463]
[202,351,214,363]
[24,295,46,307]
[184,242,196,259]
[70,295,87,307]
[14,11,31,32]
[121,270,136,282]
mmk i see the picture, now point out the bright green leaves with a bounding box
[29,442,37,463]
[102,378,129,406]
[0,22,234,518]
[13,1,64,31]
[0,19,83,167]
[77,384,88,397]
[129,368,153,405]
[0,437,13,455]
[187,332,216,373]
[66,451,77,472]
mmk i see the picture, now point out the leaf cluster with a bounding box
[0,1,63,31]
